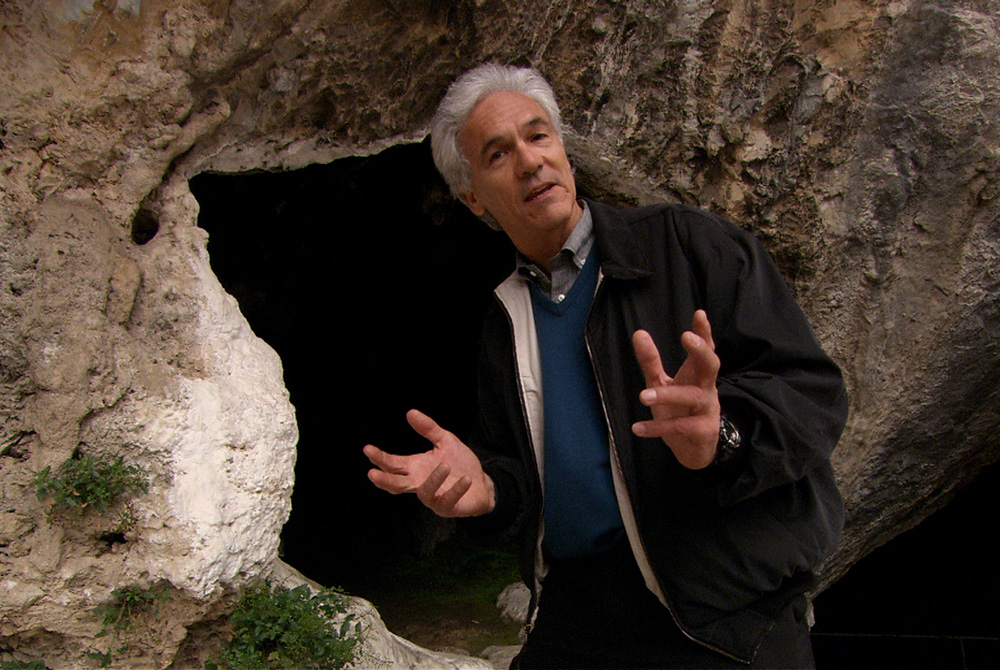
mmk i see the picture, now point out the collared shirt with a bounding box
[516,202,595,303]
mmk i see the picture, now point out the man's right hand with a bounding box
[631,310,722,470]
[363,409,496,518]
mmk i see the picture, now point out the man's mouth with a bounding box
[524,183,556,202]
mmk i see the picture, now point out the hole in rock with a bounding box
[131,207,160,245]
[98,531,127,555]
[189,140,520,622]
[99,531,127,546]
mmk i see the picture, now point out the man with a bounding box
[363,63,847,668]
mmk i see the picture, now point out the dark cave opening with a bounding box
[811,458,1000,667]
[189,139,515,598]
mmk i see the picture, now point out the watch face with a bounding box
[718,417,741,456]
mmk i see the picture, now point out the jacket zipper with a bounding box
[494,291,545,635]
[584,278,748,665]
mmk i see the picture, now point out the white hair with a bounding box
[430,63,564,199]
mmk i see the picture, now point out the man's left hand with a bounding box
[631,310,721,470]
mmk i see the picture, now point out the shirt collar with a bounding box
[515,201,594,277]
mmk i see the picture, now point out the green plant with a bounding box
[34,454,149,515]
[85,650,114,668]
[1,662,50,670]
[83,583,168,667]
[93,582,169,633]
[206,581,360,670]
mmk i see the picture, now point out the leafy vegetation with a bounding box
[84,650,116,668]
[0,661,50,670]
[93,582,169,633]
[206,581,360,670]
[83,582,170,667]
[34,454,149,516]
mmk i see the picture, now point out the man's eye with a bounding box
[489,150,506,164]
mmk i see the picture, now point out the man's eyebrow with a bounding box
[479,135,507,161]
[524,116,553,134]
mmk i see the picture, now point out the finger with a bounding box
[406,409,451,444]
[415,462,450,505]
[632,330,670,388]
[639,385,708,411]
[632,418,669,439]
[680,329,721,389]
[434,476,473,514]
[362,445,410,475]
[631,414,718,442]
[367,468,414,495]
[691,309,716,351]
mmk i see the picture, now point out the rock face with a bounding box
[1,0,998,666]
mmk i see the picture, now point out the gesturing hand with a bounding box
[363,409,496,518]
[631,310,722,470]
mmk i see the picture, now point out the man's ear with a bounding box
[460,191,502,231]
[460,191,487,217]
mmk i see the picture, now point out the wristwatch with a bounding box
[715,415,742,464]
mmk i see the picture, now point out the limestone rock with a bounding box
[496,582,531,626]
[1,0,998,667]
[481,644,521,670]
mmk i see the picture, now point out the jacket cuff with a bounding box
[463,465,523,535]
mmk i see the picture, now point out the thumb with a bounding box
[406,409,449,443]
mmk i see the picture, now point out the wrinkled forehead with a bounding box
[459,91,553,153]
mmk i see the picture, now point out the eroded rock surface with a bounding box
[1,0,998,667]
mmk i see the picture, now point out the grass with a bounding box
[359,532,523,656]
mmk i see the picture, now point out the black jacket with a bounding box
[467,200,848,663]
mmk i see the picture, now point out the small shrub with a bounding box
[93,582,169,633]
[206,581,360,670]
[84,583,169,667]
[34,454,148,515]
[1,662,50,670]
[84,650,114,668]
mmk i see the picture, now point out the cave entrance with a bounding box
[189,140,516,607]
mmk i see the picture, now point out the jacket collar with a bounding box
[586,199,655,281]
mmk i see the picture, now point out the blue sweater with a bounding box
[530,251,625,559]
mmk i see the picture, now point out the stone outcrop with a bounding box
[1,0,998,667]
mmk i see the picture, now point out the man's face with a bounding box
[458,91,581,263]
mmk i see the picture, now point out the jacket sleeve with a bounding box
[677,210,848,506]
[460,301,535,544]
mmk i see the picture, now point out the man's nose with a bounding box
[515,142,543,176]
